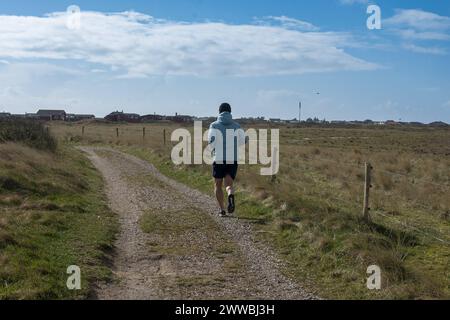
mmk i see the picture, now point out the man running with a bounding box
[208,103,245,217]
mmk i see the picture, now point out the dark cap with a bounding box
[219,103,231,114]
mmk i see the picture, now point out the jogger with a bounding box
[208,103,245,216]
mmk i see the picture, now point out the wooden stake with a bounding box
[116,128,119,138]
[163,129,166,146]
[143,127,146,138]
[271,146,279,182]
[82,126,85,136]
[363,162,372,222]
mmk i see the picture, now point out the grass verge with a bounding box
[0,142,117,299]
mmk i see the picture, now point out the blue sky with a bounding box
[0,0,449,122]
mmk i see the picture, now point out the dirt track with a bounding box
[79,146,316,300]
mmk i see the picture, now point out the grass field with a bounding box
[0,121,117,299]
[50,121,450,299]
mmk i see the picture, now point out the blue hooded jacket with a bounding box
[208,112,244,163]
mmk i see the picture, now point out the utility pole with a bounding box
[298,101,302,124]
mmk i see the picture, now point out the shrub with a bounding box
[0,120,57,152]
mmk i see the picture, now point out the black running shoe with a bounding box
[227,194,235,214]
[219,209,226,217]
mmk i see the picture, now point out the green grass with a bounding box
[0,143,117,299]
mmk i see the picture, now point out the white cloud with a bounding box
[384,9,450,55]
[402,44,446,55]
[385,9,450,31]
[394,29,450,41]
[254,16,319,31]
[0,11,377,78]
[386,9,450,41]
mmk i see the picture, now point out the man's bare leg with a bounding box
[215,178,225,212]
[225,175,234,196]
[225,175,235,214]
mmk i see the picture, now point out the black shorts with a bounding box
[212,162,238,180]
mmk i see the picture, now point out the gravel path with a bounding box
[79,146,317,300]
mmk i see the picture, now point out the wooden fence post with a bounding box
[163,129,166,146]
[116,128,119,138]
[271,146,279,182]
[143,127,146,139]
[82,126,85,136]
[363,162,372,222]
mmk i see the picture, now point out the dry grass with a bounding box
[0,141,117,299]
[50,121,450,299]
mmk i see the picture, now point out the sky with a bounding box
[0,0,449,122]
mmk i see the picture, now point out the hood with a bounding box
[217,112,233,125]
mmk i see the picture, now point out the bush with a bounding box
[0,120,57,152]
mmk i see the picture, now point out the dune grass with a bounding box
[0,141,117,299]
[51,121,450,299]
[0,120,57,152]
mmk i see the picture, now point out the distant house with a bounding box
[195,117,215,122]
[25,113,40,120]
[105,111,141,123]
[166,114,193,123]
[385,120,398,125]
[66,114,96,122]
[429,121,448,127]
[36,109,67,121]
[235,117,266,124]
[331,121,347,125]
[11,114,26,119]
[141,114,164,122]
[0,112,11,119]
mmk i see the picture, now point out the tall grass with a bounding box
[0,120,57,152]
[0,143,117,299]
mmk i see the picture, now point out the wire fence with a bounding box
[273,155,450,245]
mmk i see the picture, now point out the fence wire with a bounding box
[272,155,449,245]
[371,210,450,245]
